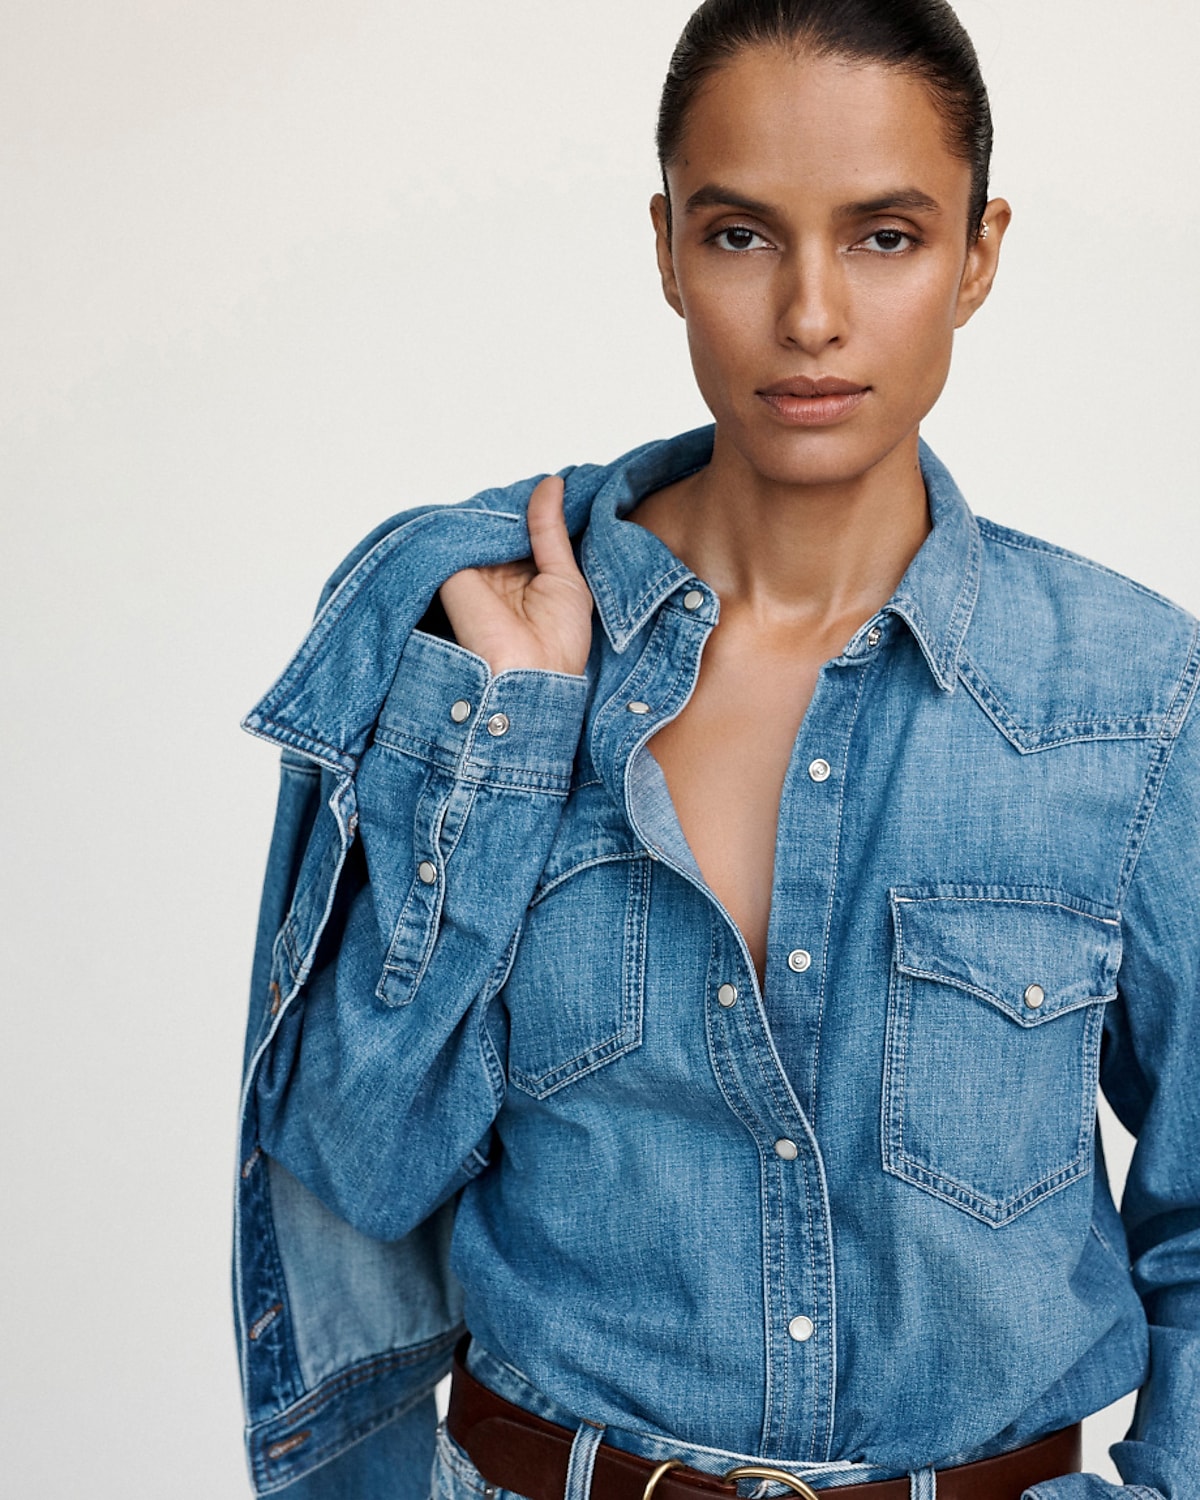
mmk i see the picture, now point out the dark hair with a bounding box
[657,0,992,240]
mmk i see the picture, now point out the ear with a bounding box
[650,193,685,319]
[954,197,1012,330]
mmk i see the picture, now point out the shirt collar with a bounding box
[580,424,981,693]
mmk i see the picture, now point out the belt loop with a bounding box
[564,1419,606,1500]
[909,1466,936,1500]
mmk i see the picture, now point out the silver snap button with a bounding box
[867,626,883,648]
[487,712,510,737]
[450,699,472,724]
[417,860,437,885]
[626,701,651,715]
[683,589,704,611]
[808,759,832,783]
[1024,984,1046,1010]
[787,949,812,973]
[788,1314,815,1343]
[774,1139,799,1161]
[717,983,738,1008]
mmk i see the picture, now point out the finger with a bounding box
[525,476,584,582]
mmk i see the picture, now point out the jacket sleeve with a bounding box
[253,623,591,1241]
[1025,679,1200,1500]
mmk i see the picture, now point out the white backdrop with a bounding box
[2,2,1197,1494]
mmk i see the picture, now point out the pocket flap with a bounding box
[889,890,1122,1025]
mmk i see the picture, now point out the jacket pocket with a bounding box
[503,781,649,1100]
[882,888,1121,1226]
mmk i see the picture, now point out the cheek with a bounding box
[861,271,960,375]
[680,286,760,391]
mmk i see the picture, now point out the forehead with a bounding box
[671,47,971,210]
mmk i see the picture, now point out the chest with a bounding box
[644,624,826,993]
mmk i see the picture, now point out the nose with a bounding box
[776,245,846,354]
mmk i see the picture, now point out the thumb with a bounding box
[525,476,583,582]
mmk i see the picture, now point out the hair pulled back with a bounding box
[657,0,993,238]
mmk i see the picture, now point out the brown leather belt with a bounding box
[447,1339,1082,1500]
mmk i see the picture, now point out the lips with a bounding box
[757,376,867,398]
[756,376,870,427]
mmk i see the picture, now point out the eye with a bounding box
[710,225,771,253]
[860,228,919,254]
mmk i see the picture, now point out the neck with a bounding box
[642,428,931,632]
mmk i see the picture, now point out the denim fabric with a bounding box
[235,426,1200,1500]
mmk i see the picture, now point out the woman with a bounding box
[233,3,1199,1498]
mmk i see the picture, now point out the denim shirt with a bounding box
[235,426,1200,1500]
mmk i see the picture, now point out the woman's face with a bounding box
[652,47,1009,490]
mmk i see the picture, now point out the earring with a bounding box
[978,221,990,240]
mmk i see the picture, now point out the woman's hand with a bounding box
[438,475,595,677]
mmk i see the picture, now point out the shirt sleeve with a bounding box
[252,624,590,1242]
[1025,681,1200,1500]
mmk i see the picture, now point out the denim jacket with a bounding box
[235,426,1200,1500]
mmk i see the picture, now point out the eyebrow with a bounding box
[683,184,943,218]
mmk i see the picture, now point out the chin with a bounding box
[727,418,902,491]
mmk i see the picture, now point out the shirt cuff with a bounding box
[376,627,588,792]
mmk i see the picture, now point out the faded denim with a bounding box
[235,426,1200,1499]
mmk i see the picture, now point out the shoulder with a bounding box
[962,515,1199,749]
[310,457,625,616]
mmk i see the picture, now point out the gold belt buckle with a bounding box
[724,1467,822,1500]
[642,1459,821,1500]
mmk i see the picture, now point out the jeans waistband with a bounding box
[462,1337,899,1486]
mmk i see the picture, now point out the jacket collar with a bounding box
[580,424,980,692]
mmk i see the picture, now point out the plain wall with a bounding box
[2,1,1197,1493]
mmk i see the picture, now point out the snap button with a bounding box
[1024,984,1046,1010]
[867,626,883,648]
[487,712,510,737]
[417,861,438,885]
[774,1139,799,1161]
[808,759,832,783]
[717,983,738,1008]
[788,1315,815,1343]
[787,949,812,973]
[627,701,651,715]
[450,699,472,723]
[683,589,704,611]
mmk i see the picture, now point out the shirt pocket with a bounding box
[882,888,1122,1226]
[503,780,649,1100]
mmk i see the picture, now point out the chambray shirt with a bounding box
[236,427,1200,1500]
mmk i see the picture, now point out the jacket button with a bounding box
[627,701,651,715]
[683,589,704,611]
[450,700,472,723]
[717,983,738,1008]
[808,759,832,783]
[1024,984,1046,1009]
[867,626,883,648]
[487,713,510,737]
[788,1315,815,1342]
[417,861,438,885]
[787,949,812,973]
[774,1139,799,1161]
